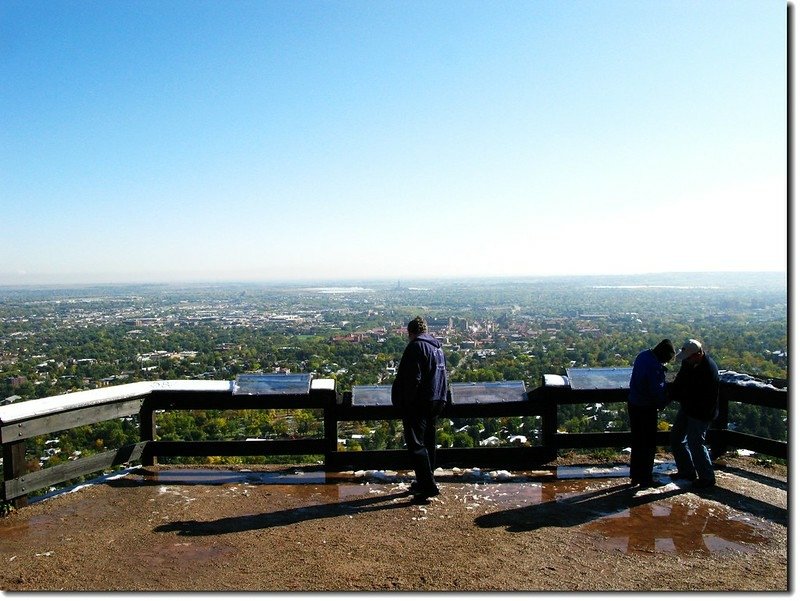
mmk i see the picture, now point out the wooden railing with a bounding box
[1,374,787,507]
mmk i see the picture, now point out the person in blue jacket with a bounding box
[628,338,675,488]
[669,338,720,488]
[391,316,448,503]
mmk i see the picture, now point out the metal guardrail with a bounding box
[0,374,787,508]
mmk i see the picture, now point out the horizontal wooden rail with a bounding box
[719,381,787,409]
[143,391,332,411]
[723,431,787,459]
[333,401,547,421]
[1,398,145,443]
[147,439,328,459]
[325,446,557,472]
[3,442,149,501]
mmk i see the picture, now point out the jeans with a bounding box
[670,408,715,482]
[402,400,446,493]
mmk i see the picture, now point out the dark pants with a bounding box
[670,408,714,483]
[628,403,658,483]
[402,400,446,493]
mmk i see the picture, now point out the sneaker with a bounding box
[669,472,697,482]
[634,479,658,489]
[692,479,715,489]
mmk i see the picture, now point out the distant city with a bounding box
[1,272,786,396]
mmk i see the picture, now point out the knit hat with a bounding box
[652,339,676,363]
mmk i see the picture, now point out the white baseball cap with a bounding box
[675,339,703,362]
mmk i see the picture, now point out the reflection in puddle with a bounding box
[556,465,629,480]
[338,484,388,501]
[132,468,329,485]
[582,501,769,555]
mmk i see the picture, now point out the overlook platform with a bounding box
[0,455,787,592]
[0,372,787,591]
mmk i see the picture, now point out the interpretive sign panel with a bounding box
[450,381,527,405]
[352,380,528,406]
[351,385,392,407]
[566,367,633,390]
[232,373,312,395]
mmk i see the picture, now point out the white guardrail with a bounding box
[0,378,338,425]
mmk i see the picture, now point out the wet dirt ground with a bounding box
[0,456,787,592]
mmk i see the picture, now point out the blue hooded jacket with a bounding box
[391,333,448,408]
[628,348,669,409]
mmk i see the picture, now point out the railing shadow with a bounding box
[154,491,412,536]
[717,465,788,491]
[475,484,683,532]
[689,485,787,527]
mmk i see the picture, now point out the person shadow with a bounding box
[475,483,683,533]
[154,491,413,536]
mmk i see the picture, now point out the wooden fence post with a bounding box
[3,440,28,508]
[139,399,157,467]
[710,390,730,459]
[311,379,338,471]
[537,387,559,462]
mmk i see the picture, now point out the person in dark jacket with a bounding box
[627,338,675,488]
[391,316,448,503]
[669,338,720,488]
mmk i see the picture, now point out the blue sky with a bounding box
[1,1,787,285]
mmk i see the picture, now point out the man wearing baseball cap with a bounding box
[669,338,720,488]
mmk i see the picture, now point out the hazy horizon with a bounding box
[0,269,787,290]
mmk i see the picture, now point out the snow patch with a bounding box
[719,370,785,390]
[353,469,397,482]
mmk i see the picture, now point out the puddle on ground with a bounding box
[556,465,629,479]
[0,498,119,552]
[582,501,770,554]
[131,468,329,485]
[2,467,778,558]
